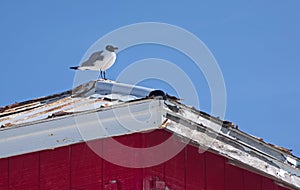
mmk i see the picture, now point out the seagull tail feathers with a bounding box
[70,66,79,70]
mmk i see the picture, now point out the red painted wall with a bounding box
[0,130,294,190]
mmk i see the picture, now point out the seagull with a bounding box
[70,45,118,79]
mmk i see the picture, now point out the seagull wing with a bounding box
[81,50,104,67]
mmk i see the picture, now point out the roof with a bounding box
[0,80,164,127]
[1,80,300,189]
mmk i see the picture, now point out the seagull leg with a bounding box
[98,70,102,79]
[104,71,106,80]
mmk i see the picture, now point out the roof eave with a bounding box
[163,100,300,189]
[0,99,165,159]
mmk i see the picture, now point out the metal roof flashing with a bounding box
[0,80,300,189]
[95,81,165,98]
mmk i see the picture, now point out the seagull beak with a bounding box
[113,47,119,51]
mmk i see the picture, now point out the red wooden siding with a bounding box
[71,142,102,190]
[225,163,243,190]
[186,146,206,190]
[103,135,142,190]
[206,152,225,190]
[165,149,185,189]
[0,158,8,190]
[9,152,39,190]
[0,129,296,190]
[40,146,70,190]
[244,170,262,190]
[278,185,292,190]
[142,130,168,189]
[262,177,278,190]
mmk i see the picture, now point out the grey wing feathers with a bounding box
[81,51,104,67]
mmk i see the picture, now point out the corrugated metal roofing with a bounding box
[0,80,163,129]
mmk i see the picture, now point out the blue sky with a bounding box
[0,1,299,156]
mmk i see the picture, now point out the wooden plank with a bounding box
[141,130,169,189]
[262,177,277,190]
[225,163,243,190]
[277,185,292,190]
[164,148,185,190]
[40,146,70,190]
[142,129,171,147]
[9,152,39,190]
[205,152,225,190]
[103,134,142,189]
[0,158,8,190]
[186,145,205,190]
[244,170,262,190]
[71,141,102,190]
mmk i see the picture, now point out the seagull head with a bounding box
[106,45,118,52]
